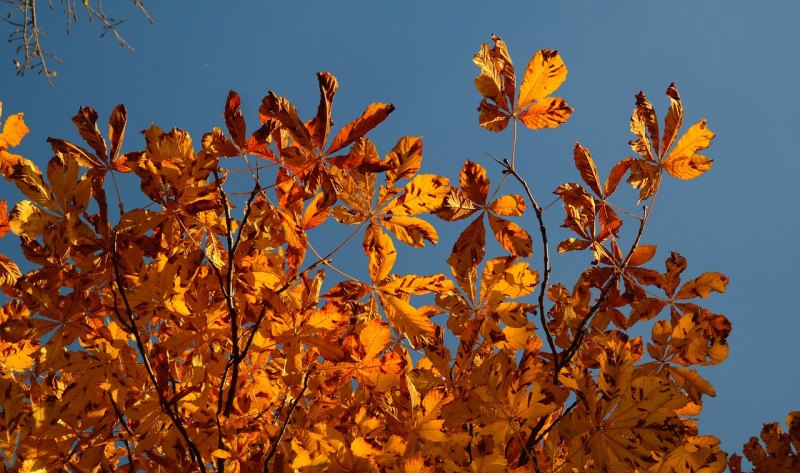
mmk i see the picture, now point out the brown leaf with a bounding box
[108,104,127,164]
[447,216,486,274]
[224,90,247,149]
[460,160,490,206]
[72,106,108,163]
[675,272,729,300]
[661,83,684,155]
[573,142,602,196]
[478,99,510,132]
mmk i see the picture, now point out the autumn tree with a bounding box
[0,35,796,472]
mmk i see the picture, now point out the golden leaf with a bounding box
[488,194,525,217]
[478,99,510,132]
[380,215,439,247]
[383,174,449,216]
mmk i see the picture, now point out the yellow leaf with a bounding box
[417,419,447,442]
[211,449,232,459]
[0,112,29,149]
[667,119,714,161]
[380,293,435,347]
[351,437,382,458]
[517,49,568,111]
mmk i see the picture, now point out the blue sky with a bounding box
[2,0,798,458]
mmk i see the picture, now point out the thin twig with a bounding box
[108,393,136,472]
[504,164,559,366]
[263,370,311,472]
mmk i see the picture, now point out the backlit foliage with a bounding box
[0,35,788,472]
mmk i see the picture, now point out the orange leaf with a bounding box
[363,224,396,283]
[259,91,314,150]
[663,119,714,179]
[327,103,395,155]
[517,49,567,111]
[108,104,127,164]
[516,97,572,130]
[307,72,338,150]
[488,194,525,217]
[447,216,486,274]
[435,187,479,221]
[675,272,729,300]
[487,213,532,258]
[0,200,9,239]
[385,136,423,185]
[380,215,438,247]
[604,157,633,197]
[460,160,490,205]
[627,244,657,266]
[383,174,449,216]
[663,154,713,180]
[473,43,504,105]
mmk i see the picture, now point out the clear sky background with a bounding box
[2,0,798,459]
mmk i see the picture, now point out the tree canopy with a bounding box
[0,34,798,472]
